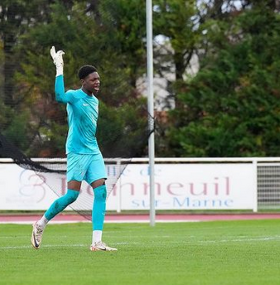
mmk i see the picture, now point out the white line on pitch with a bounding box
[198,236,280,243]
[0,242,140,250]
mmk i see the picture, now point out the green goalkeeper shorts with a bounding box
[67,152,107,184]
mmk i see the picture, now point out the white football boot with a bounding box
[90,241,117,251]
[31,222,44,249]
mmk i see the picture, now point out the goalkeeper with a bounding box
[31,46,117,251]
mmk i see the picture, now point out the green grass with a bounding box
[1,220,280,285]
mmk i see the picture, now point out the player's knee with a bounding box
[65,189,79,204]
[94,185,107,201]
[91,178,105,189]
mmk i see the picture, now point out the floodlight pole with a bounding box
[146,0,155,226]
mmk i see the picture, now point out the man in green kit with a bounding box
[31,46,117,252]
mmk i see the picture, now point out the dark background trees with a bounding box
[1,0,280,158]
[163,1,280,157]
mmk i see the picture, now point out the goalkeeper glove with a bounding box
[50,46,65,76]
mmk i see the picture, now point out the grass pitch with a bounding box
[1,220,280,285]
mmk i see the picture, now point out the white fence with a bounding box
[0,157,280,211]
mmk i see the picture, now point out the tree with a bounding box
[0,0,75,107]
[0,0,78,156]
[165,2,280,157]
[11,0,148,157]
[152,0,246,110]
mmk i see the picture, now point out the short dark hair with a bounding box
[78,65,97,79]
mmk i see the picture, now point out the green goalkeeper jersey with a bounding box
[55,75,101,155]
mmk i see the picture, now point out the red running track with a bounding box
[1,213,280,224]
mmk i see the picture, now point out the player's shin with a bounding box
[44,189,79,221]
[92,184,107,243]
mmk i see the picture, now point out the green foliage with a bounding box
[2,0,280,158]
[98,98,148,157]
[2,110,31,151]
[165,4,280,157]
[2,0,148,157]
[153,0,203,88]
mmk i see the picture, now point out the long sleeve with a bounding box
[55,75,68,103]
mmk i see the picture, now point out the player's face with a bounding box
[82,72,100,95]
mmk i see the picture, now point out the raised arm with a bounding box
[55,75,67,103]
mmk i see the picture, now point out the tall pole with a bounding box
[146,0,155,226]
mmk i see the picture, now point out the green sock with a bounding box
[45,189,79,221]
[92,185,107,230]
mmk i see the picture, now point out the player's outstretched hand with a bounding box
[50,46,65,76]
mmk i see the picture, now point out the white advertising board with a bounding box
[0,163,256,210]
[110,163,255,210]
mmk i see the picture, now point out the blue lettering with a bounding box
[224,199,233,207]
[173,197,235,208]
[173,197,190,207]
[132,200,140,207]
